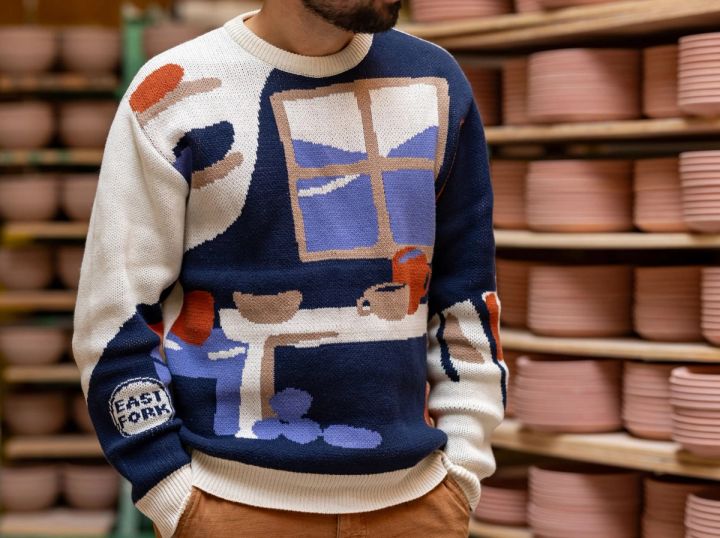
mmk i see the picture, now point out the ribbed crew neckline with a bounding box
[223,9,374,78]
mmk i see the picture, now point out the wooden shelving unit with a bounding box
[0,509,115,538]
[0,290,77,311]
[3,364,80,384]
[2,221,88,243]
[502,328,720,362]
[4,434,102,459]
[0,149,103,167]
[495,229,720,249]
[469,519,531,538]
[0,73,118,94]
[494,419,720,481]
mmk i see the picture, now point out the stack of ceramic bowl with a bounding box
[62,463,119,510]
[0,324,68,366]
[634,266,702,342]
[3,391,68,435]
[59,101,116,149]
[514,354,622,432]
[0,245,54,290]
[503,350,520,417]
[409,0,512,22]
[461,65,500,126]
[59,26,120,75]
[539,0,624,6]
[670,366,720,458]
[491,160,527,228]
[679,151,720,232]
[0,102,54,149]
[528,264,632,337]
[0,464,60,511]
[0,175,59,222]
[60,174,98,221]
[644,476,715,538]
[686,490,720,537]
[515,0,543,11]
[496,258,529,328]
[622,361,678,440]
[702,267,720,345]
[528,463,642,538]
[643,45,681,118]
[527,48,641,123]
[502,58,528,125]
[526,160,633,232]
[143,22,207,59]
[678,32,720,117]
[633,158,688,232]
[473,466,528,526]
[0,26,57,75]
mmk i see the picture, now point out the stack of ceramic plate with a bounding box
[528,463,642,538]
[526,160,633,232]
[678,32,720,117]
[679,151,720,233]
[514,354,622,432]
[474,466,528,526]
[670,366,720,458]
[644,476,714,538]
[643,45,681,118]
[491,160,527,228]
[686,490,720,537]
[634,266,702,342]
[702,267,720,345]
[622,361,678,440]
[409,0,512,23]
[496,258,529,328]
[633,158,688,232]
[461,64,501,126]
[504,350,520,417]
[528,264,632,337]
[527,48,641,123]
[502,58,529,125]
[515,0,543,11]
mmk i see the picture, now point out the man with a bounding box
[71,1,507,536]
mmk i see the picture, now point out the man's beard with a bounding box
[301,0,402,33]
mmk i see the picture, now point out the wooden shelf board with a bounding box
[0,149,103,167]
[0,73,118,93]
[0,508,114,537]
[3,364,80,383]
[437,0,720,50]
[485,117,720,144]
[502,328,720,362]
[2,221,88,243]
[0,290,77,311]
[494,419,720,481]
[469,519,531,538]
[495,229,720,249]
[4,434,101,459]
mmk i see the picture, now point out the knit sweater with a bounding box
[71,8,507,538]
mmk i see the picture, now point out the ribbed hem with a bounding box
[189,447,449,513]
[438,452,482,512]
[135,464,194,538]
[223,9,374,78]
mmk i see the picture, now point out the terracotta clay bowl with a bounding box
[0,174,59,221]
[60,26,121,75]
[3,391,67,435]
[0,245,55,290]
[0,463,60,511]
[72,392,94,433]
[60,173,98,221]
[62,463,120,509]
[0,101,55,149]
[57,245,84,289]
[0,26,57,75]
[0,324,68,365]
[143,22,207,59]
[59,100,116,149]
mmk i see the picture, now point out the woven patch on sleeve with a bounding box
[109,378,175,437]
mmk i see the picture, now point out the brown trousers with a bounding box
[153,474,471,538]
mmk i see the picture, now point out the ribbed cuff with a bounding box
[223,9,374,78]
[135,464,194,538]
[438,452,481,512]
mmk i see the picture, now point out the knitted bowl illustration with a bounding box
[233,290,303,324]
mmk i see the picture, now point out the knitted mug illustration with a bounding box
[356,282,410,320]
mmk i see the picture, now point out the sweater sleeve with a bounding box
[71,95,193,538]
[426,93,509,512]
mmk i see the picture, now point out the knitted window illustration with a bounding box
[270,77,450,263]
